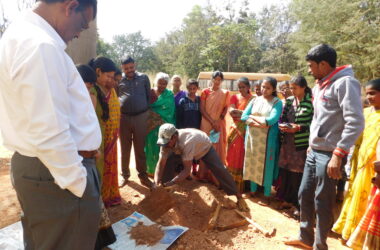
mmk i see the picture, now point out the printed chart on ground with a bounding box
[0,212,188,250]
[109,211,188,250]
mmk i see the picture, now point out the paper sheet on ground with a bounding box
[109,211,188,250]
[0,212,188,250]
[0,221,23,250]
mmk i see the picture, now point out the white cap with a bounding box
[157,123,177,146]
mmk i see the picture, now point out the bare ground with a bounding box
[0,143,348,250]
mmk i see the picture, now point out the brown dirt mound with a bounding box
[129,222,164,246]
[156,180,237,231]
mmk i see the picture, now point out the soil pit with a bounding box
[129,222,164,246]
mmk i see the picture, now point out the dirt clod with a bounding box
[129,222,164,246]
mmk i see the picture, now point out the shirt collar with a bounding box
[26,10,67,50]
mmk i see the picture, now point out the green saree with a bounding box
[145,89,175,174]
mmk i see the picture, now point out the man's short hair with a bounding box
[305,44,337,68]
[122,56,135,65]
[186,79,199,88]
[38,0,97,18]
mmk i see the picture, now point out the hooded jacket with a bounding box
[309,65,364,156]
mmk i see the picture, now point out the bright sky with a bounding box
[1,0,288,42]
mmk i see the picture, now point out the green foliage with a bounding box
[201,20,260,72]
[258,5,299,74]
[289,0,380,82]
[96,38,118,64]
[177,5,221,78]
[97,32,160,73]
[94,1,379,82]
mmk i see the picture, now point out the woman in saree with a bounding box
[199,71,230,184]
[145,72,175,175]
[89,57,121,208]
[79,58,118,249]
[333,78,380,242]
[226,77,253,193]
[241,76,282,205]
[348,151,380,250]
[276,76,313,216]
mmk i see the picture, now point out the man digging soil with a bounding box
[153,123,249,212]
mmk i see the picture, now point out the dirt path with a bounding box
[0,143,348,249]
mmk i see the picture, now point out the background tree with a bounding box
[177,5,220,78]
[257,5,298,74]
[109,31,159,73]
[96,38,118,64]
[289,0,380,82]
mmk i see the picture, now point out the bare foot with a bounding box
[258,197,270,206]
[284,237,312,249]
[276,201,292,210]
[242,192,256,199]
[119,178,129,188]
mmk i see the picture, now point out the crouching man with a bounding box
[154,123,248,211]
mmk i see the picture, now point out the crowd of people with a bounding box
[0,1,379,250]
[75,45,380,250]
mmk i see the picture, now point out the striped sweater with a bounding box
[282,93,313,150]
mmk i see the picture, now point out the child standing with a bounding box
[176,79,202,129]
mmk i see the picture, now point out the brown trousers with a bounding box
[119,111,149,179]
[11,152,101,250]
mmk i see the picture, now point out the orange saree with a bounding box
[226,94,253,193]
[199,87,230,181]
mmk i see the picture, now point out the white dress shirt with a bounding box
[0,11,102,197]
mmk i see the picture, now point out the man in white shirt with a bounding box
[0,0,101,249]
[154,124,249,211]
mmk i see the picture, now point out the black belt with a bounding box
[78,150,97,158]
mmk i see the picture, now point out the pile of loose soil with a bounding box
[217,208,245,228]
[129,222,164,246]
[156,181,237,231]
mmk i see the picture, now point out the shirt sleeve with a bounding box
[266,100,283,126]
[200,89,209,101]
[230,94,238,106]
[10,43,87,197]
[241,98,254,121]
[335,77,365,153]
[145,75,151,104]
[176,98,184,129]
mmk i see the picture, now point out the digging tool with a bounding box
[216,219,249,231]
[207,200,221,231]
[138,187,175,221]
[234,209,276,237]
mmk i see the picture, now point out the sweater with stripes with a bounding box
[281,93,313,151]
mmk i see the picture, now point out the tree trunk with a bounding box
[66,19,97,64]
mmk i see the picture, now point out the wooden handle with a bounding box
[207,201,221,230]
[235,209,276,237]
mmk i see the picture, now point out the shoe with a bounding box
[119,178,129,188]
[139,175,153,189]
[242,192,256,199]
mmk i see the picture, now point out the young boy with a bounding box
[176,79,201,129]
